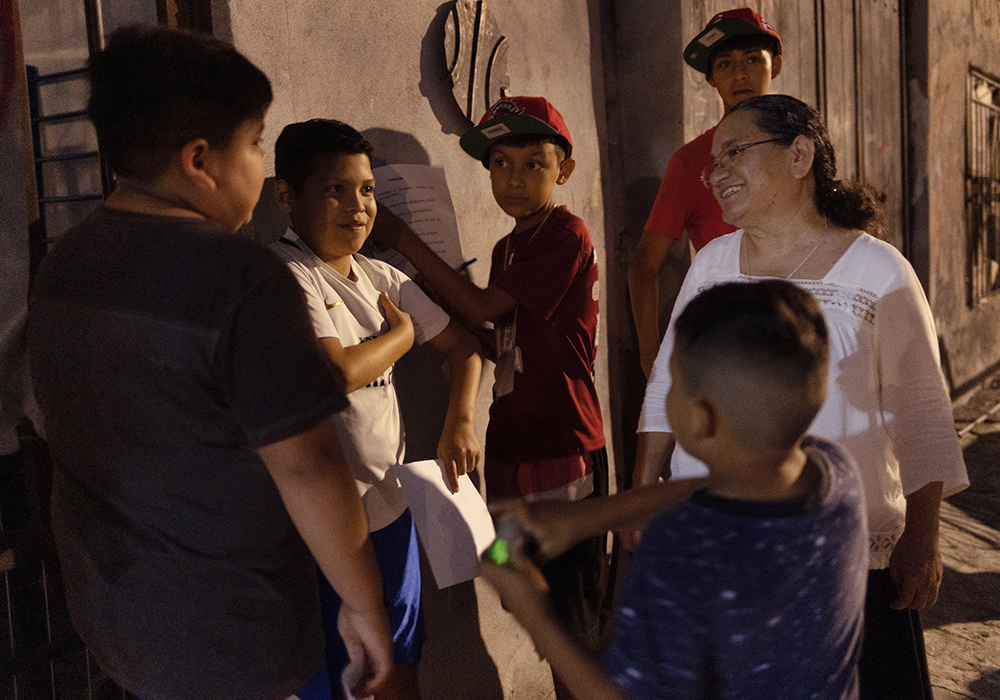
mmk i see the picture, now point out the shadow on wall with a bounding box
[970,669,1000,698]
[420,4,476,136]
[242,177,286,245]
[584,0,688,488]
[359,128,446,465]
[361,126,503,700]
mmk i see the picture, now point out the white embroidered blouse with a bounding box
[638,231,969,568]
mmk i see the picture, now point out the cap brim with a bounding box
[683,19,779,75]
[460,114,563,163]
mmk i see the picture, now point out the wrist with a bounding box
[444,412,474,427]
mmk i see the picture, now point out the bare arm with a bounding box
[322,292,414,394]
[372,208,517,327]
[633,430,676,487]
[257,419,393,695]
[480,554,629,700]
[427,319,483,492]
[491,478,706,562]
[890,481,944,610]
[623,430,678,550]
[628,231,676,378]
[468,324,498,363]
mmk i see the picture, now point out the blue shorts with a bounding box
[298,509,425,700]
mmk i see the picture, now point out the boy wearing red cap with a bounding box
[628,8,783,378]
[374,96,607,700]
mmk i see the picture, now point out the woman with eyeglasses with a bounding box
[633,94,967,699]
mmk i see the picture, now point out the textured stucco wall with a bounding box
[217,0,613,470]
[214,2,612,697]
[925,0,1000,392]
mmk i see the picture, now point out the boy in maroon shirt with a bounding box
[373,96,607,700]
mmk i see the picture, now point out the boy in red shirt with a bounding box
[374,96,607,700]
[628,8,784,377]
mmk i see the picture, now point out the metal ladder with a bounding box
[1,1,125,696]
[26,64,109,275]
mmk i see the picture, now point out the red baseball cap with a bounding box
[683,8,782,75]
[460,96,573,167]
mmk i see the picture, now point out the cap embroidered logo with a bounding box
[488,99,524,120]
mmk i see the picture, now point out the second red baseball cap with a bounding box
[683,8,782,75]
[460,96,573,167]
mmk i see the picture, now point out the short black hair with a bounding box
[706,35,780,79]
[88,25,272,180]
[673,280,828,450]
[483,133,569,167]
[274,119,374,192]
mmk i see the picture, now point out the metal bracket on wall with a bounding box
[445,0,510,126]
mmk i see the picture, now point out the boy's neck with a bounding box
[106,179,206,222]
[706,445,820,503]
[325,254,355,280]
[294,228,356,280]
[513,201,557,233]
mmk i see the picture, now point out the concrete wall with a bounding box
[218,0,614,469]
[922,0,1000,393]
[213,2,613,697]
[0,0,39,454]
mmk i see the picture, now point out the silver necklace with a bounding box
[503,204,555,272]
[743,220,827,279]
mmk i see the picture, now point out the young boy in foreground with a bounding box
[270,119,482,699]
[482,280,869,700]
[629,7,784,377]
[372,96,607,699]
[27,26,392,700]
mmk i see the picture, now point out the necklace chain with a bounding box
[503,204,555,272]
[743,219,828,279]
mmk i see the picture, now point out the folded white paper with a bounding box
[395,460,496,589]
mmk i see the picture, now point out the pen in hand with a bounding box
[456,258,477,274]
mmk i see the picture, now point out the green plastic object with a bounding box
[483,537,512,565]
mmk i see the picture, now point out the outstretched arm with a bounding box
[628,230,676,378]
[427,319,483,492]
[372,208,517,327]
[258,418,393,696]
[492,478,705,563]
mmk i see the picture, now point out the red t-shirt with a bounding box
[487,206,605,463]
[643,127,737,251]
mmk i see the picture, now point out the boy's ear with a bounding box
[770,53,783,79]
[274,179,296,215]
[691,398,718,441]
[178,138,217,190]
[556,157,576,185]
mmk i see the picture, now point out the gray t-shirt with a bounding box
[29,206,348,700]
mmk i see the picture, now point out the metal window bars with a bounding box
[3,5,124,695]
[26,64,109,279]
[966,67,1000,304]
[1,431,127,699]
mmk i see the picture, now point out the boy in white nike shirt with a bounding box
[271,118,482,700]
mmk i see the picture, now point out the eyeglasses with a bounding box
[700,138,786,188]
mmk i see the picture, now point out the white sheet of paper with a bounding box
[368,164,469,275]
[396,459,496,589]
